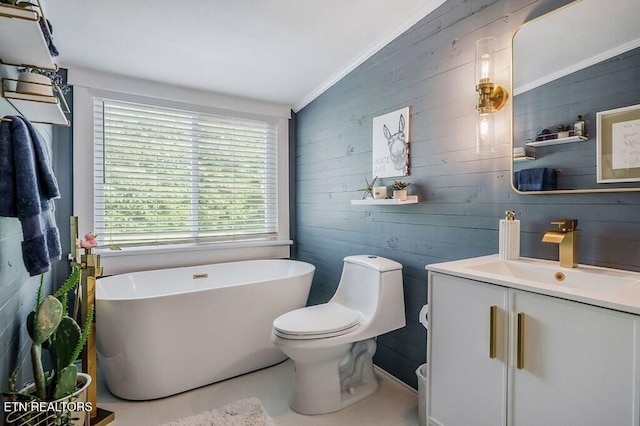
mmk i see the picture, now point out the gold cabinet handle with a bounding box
[489,305,497,359]
[517,312,525,369]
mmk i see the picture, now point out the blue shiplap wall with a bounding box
[294,0,640,388]
[0,66,59,393]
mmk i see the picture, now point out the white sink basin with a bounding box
[465,257,640,292]
[427,255,640,314]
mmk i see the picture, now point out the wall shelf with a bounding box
[351,195,418,205]
[2,84,69,126]
[525,135,588,147]
[0,4,56,70]
[0,4,69,126]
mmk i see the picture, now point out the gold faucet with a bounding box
[542,219,579,268]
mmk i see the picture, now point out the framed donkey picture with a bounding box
[372,107,410,178]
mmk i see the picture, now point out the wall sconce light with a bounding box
[475,37,508,153]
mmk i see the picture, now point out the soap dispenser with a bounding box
[499,210,520,260]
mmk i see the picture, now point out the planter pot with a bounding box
[16,72,54,97]
[5,373,92,426]
[393,189,407,200]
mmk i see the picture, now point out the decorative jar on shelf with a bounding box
[373,186,387,199]
[556,125,571,139]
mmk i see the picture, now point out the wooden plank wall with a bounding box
[0,66,55,392]
[294,0,640,388]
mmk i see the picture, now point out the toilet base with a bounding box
[289,338,379,415]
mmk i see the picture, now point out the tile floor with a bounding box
[96,359,419,425]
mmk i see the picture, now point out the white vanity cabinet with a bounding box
[427,272,640,426]
[509,289,639,426]
[428,273,509,426]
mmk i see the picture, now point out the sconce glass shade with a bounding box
[476,112,495,154]
[475,36,506,154]
[475,37,496,83]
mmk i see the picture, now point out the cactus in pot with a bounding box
[26,266,93,401]
[392,181,410,200]
[392,181,410,190]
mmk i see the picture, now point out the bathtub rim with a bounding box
[96,258,315,302]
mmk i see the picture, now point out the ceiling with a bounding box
[44,0,446,111]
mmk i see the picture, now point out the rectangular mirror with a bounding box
[512,0,640,193]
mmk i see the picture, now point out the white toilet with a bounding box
[271,255,405,415]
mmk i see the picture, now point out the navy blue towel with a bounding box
[0,116,61,276]
[514,168,557,191]
[39,18,59,57]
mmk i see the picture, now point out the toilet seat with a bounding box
[273,302,362,340]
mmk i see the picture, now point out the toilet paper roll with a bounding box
[419,304,429,330]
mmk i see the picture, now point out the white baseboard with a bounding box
[373,365,418,395]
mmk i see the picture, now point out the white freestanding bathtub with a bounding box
[96,259,314,400]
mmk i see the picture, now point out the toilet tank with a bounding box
[331,255,405,334]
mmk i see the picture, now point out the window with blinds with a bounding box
[93,98,278,247]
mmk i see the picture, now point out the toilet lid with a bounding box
[273,303,361,339]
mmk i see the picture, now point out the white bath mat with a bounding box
[158,397,276,426]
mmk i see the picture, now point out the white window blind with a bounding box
[93,98,278,247]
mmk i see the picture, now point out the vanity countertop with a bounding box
[427,255,640,315]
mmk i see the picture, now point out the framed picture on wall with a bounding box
[597,104,640,183]
[372,107,410,178]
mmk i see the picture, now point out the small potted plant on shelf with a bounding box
[16,67,71,97]
[2,267,94,426]
[392,181,410,200]
[556,124,572,139]
[0,1,37,7]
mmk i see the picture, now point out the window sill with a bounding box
[97,239,293,257]
[96,239,293,275]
